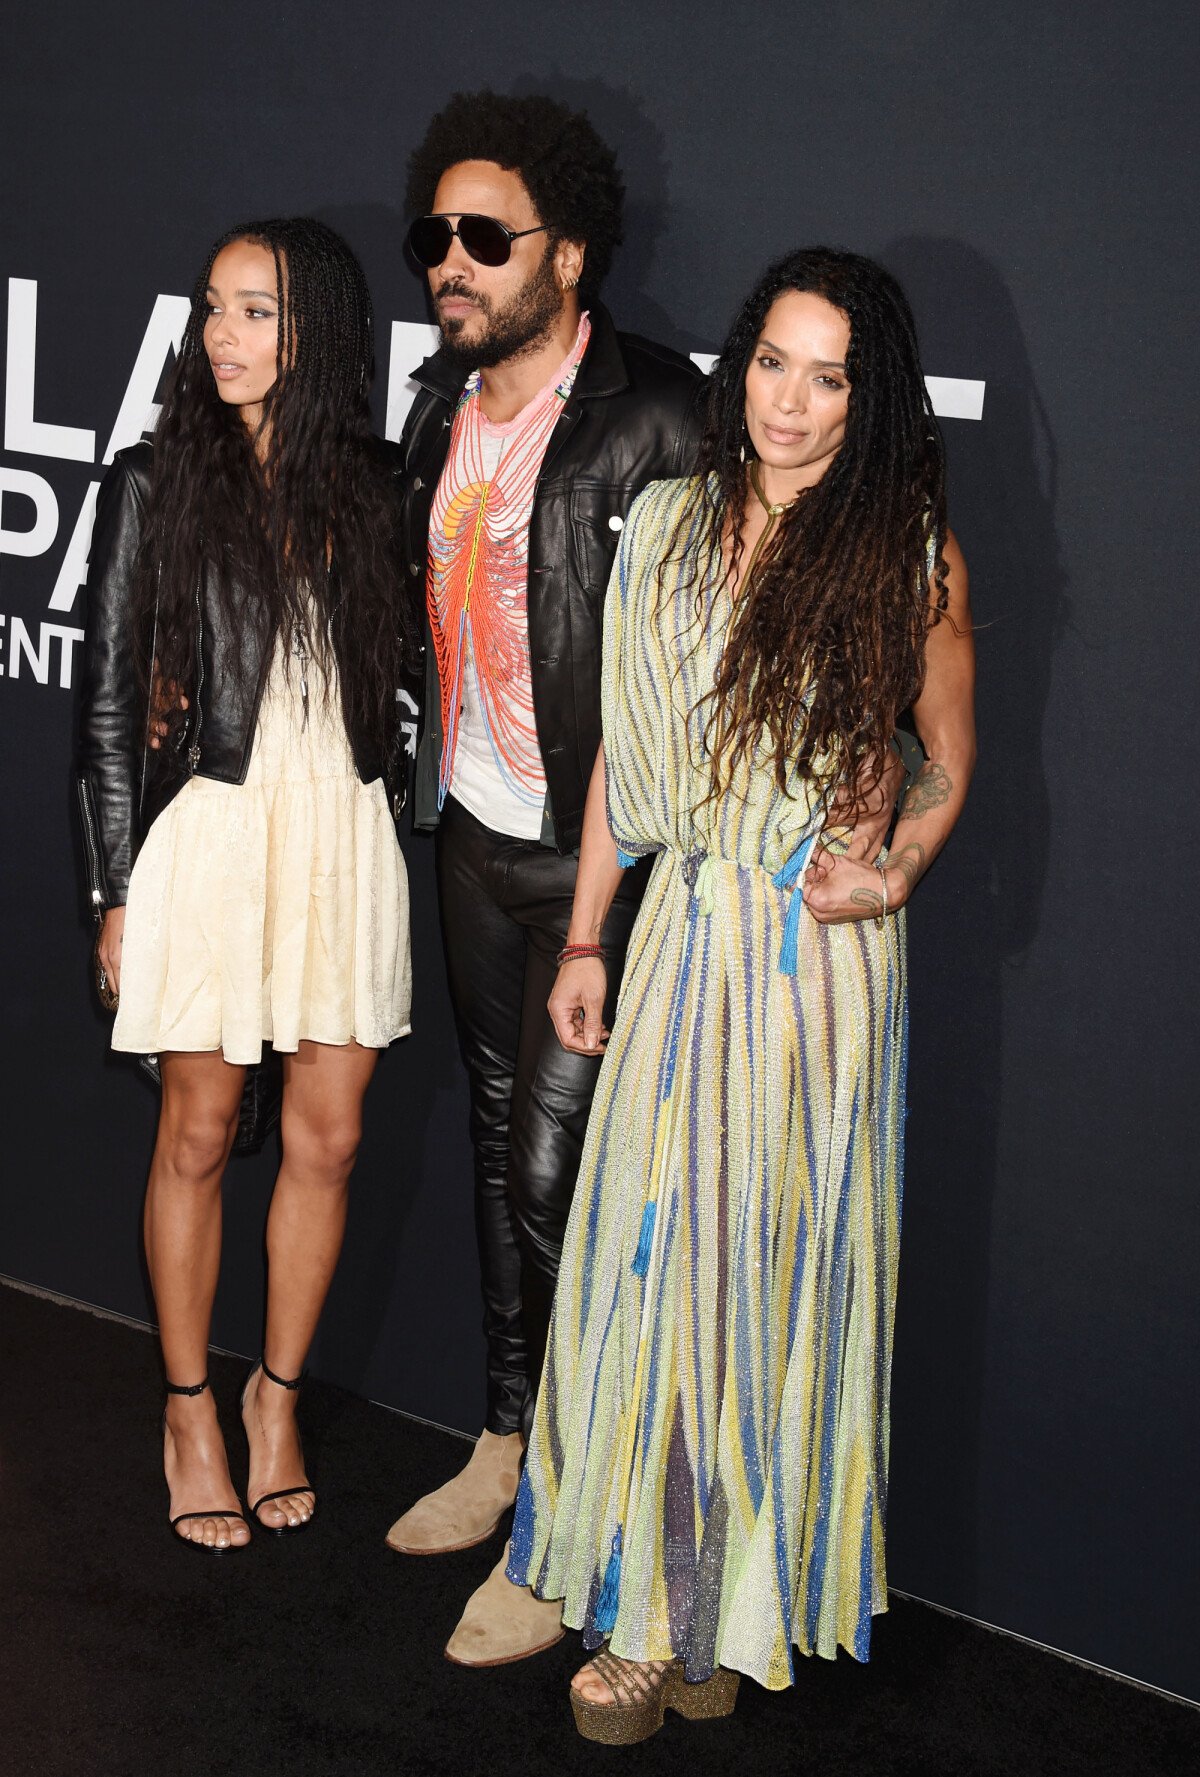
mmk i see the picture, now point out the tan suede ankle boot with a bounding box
[385,1429,523,1555]
[444,1539,565,1666]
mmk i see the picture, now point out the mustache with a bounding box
[434,281,487,310]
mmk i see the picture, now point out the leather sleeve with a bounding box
[673,372,708,475]
[398,390,453,831]
[75,456,150,912]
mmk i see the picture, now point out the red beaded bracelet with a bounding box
[557,943,605,965]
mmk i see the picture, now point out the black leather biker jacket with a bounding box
[399,304,705,853]
[75,437,409,912]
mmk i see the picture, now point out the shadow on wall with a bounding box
[510,69,710,355]
[881,235,1068,1614]
[313,198,425,319]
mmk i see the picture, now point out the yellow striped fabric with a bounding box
[507,477,908,1686]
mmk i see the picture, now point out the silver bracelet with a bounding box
[874,863,889,928]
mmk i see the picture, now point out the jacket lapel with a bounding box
[409,307,631,483]
[537,305,629,480]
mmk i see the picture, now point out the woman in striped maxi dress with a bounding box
[506,249,976,1742]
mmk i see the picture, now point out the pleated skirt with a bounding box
[113,644,410,1065]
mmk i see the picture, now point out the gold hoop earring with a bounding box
[560,274,579,292]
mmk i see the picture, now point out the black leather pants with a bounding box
[435,796,645,1437]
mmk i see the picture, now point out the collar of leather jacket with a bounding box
[408,301,630,408]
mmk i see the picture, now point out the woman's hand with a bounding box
[97,905,126,995]
[548,958,609,1055]
[802,848,901,926]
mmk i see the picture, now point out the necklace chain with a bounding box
[748,458,798,518]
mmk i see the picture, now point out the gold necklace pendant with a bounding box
[749,459,797,518]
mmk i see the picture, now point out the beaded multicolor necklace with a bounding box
[427,315,591,808]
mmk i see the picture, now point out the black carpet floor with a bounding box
[2,1282,1196,1777]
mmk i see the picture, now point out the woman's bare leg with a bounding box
[146,1050,248,1548]
[242,1039,378,1528]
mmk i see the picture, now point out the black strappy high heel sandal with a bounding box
[163,1376,250,1555]
[240,1359,317,1536]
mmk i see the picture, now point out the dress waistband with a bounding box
[663,833,820,976]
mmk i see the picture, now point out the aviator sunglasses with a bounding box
[406,213,548,269]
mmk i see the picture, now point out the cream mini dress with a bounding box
[113,626,411,1065]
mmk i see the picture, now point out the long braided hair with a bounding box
[673,247,947,814]
[134,217,412,754]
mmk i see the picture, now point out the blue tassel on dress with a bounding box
[771,830,820,975]
[617,847,638,868]
[631,1199,657,1277]
[594,1527,624,1634]
[777,888,804,976]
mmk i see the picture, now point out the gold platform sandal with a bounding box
[570,1651,740,1745]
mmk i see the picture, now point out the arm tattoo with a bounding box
[891,841,927,894]
[901,761,952,821]
[851,887,884,917]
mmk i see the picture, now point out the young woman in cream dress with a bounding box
[77,217,414,1551]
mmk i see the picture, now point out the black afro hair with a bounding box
[406,90,624,301]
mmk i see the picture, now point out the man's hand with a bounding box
[97,905,126,996]
[548,958,609,1055]
[827,748,904,864]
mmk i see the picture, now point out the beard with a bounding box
[437,248,565,371]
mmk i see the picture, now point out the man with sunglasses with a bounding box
[384,91,705,1665]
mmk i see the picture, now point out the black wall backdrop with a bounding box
[2,1,1196,1703]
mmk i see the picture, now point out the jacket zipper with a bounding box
[188,578,205,771]
[76,777,106,915]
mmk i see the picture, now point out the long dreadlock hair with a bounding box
[134,217,413,756]
[673,247,947,815]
